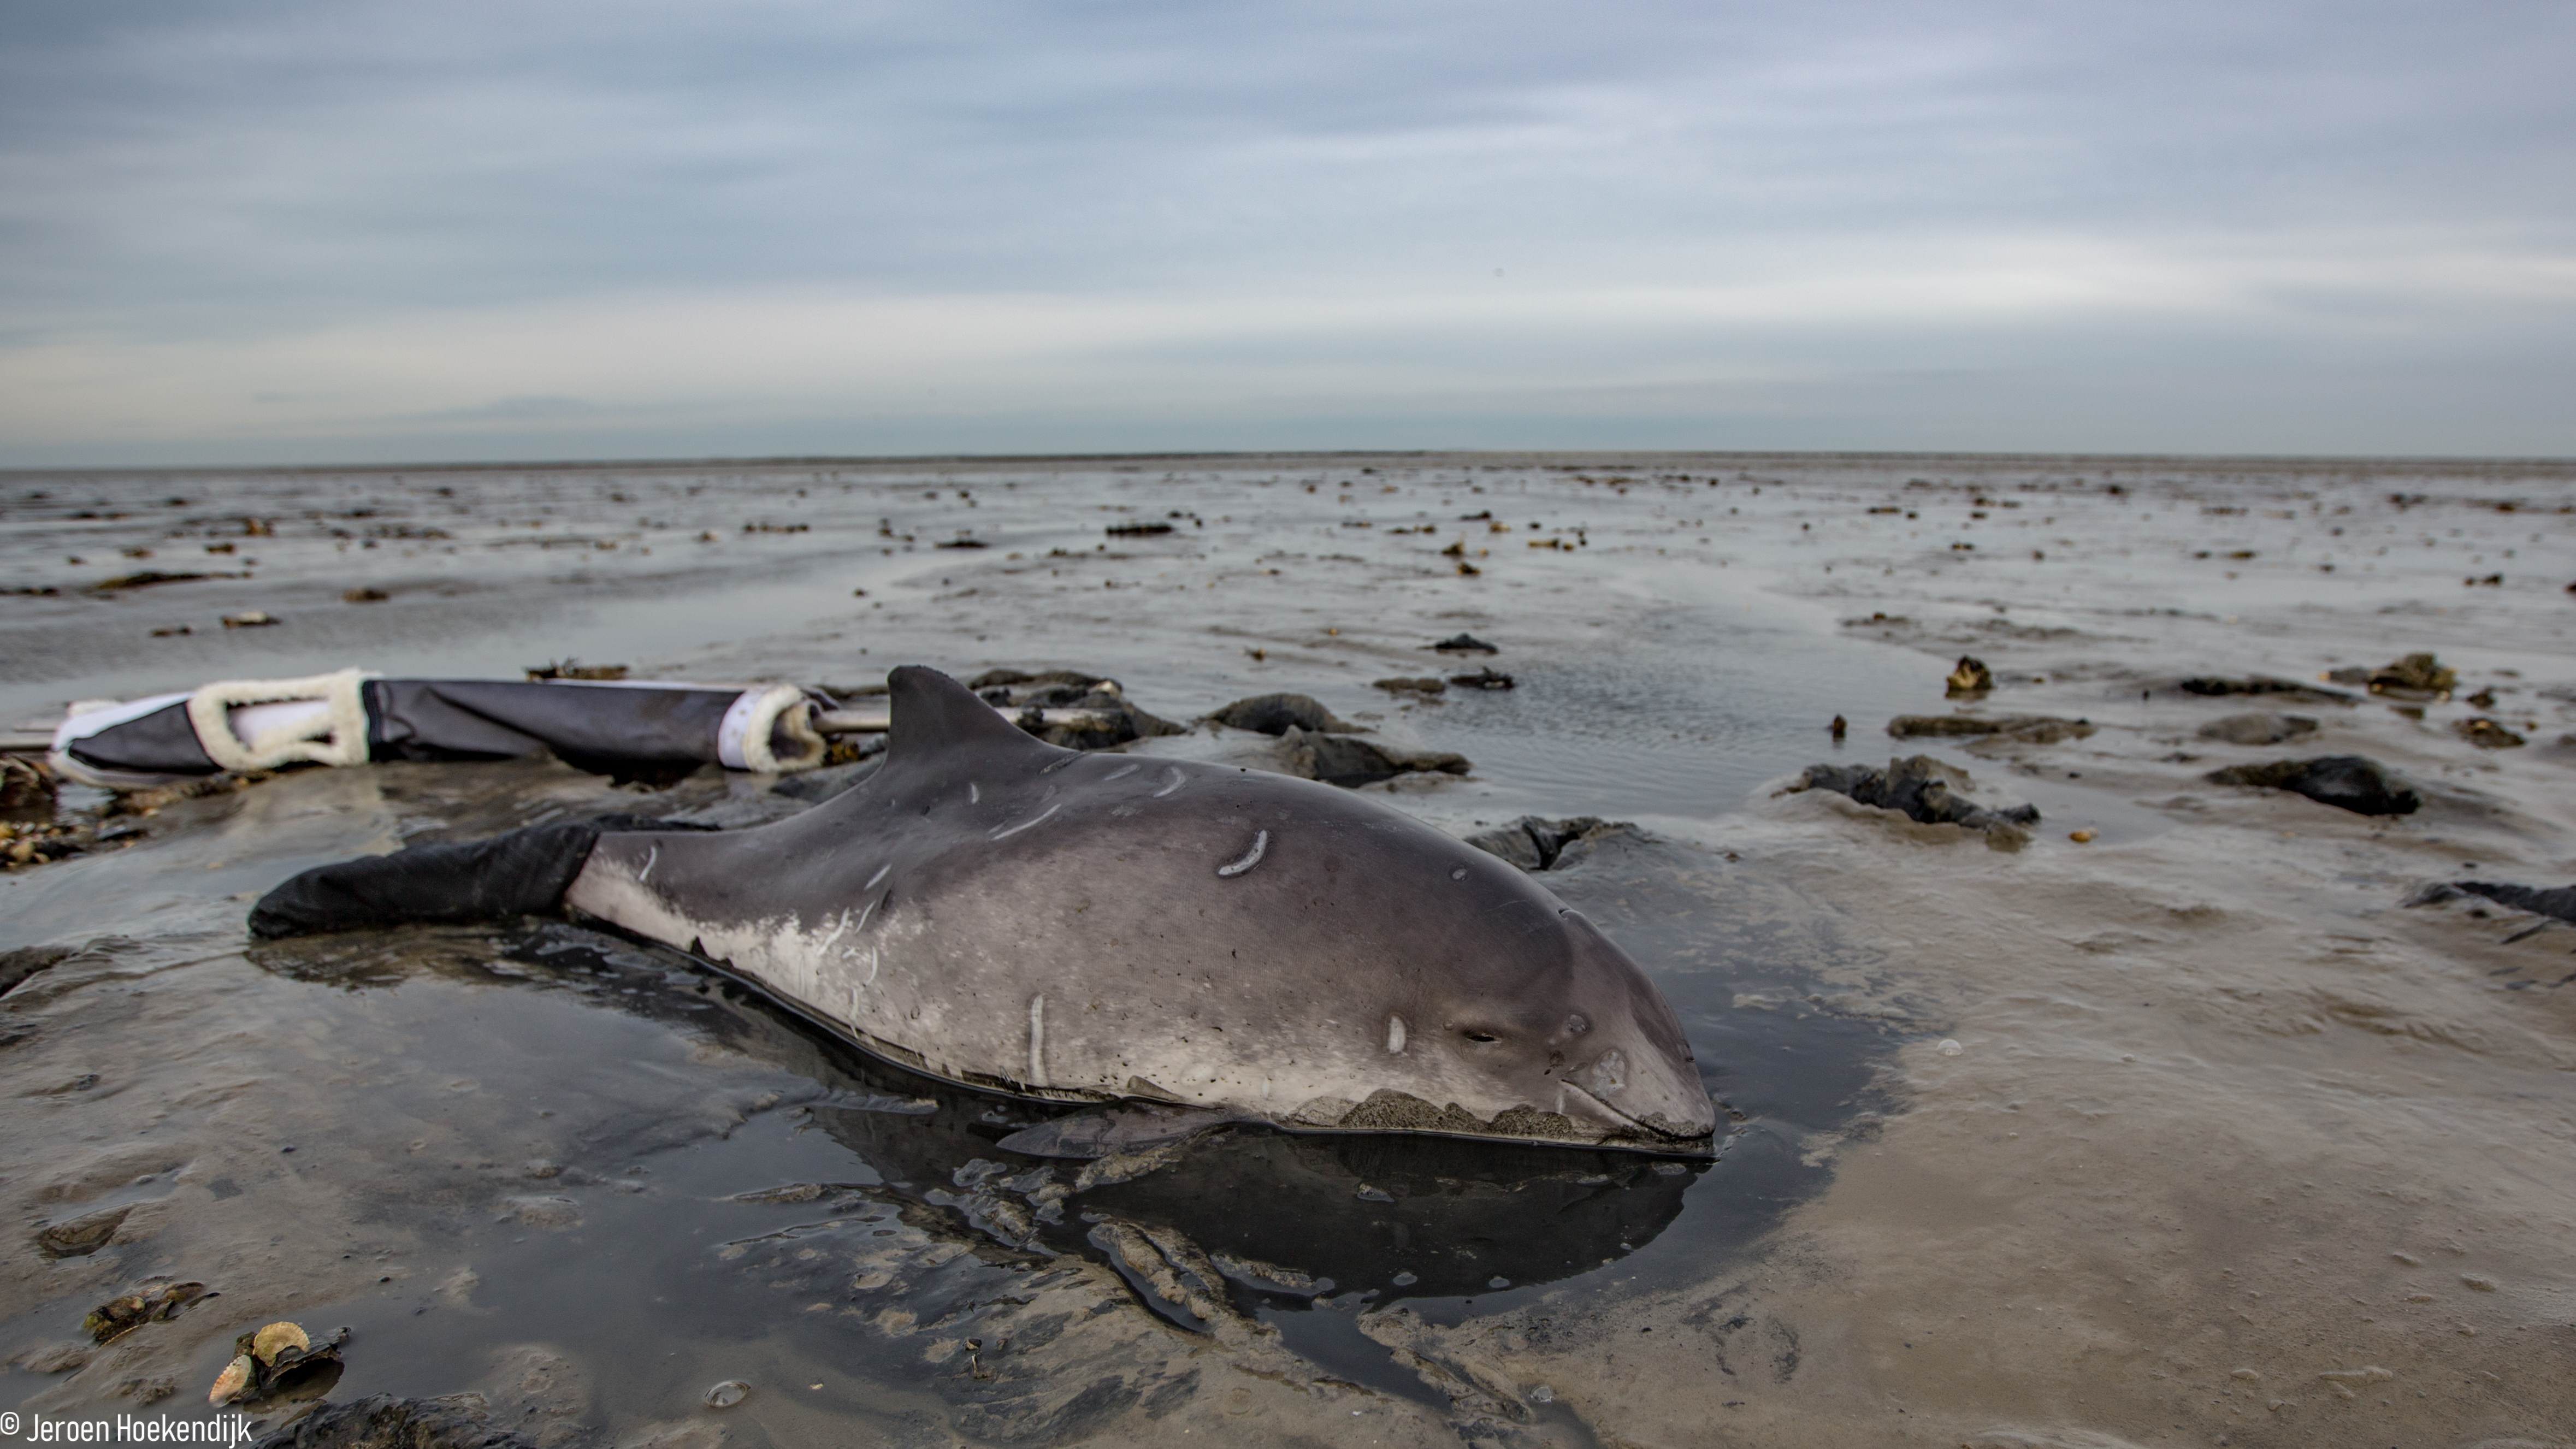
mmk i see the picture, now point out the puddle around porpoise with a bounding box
[7,453,2575,1444]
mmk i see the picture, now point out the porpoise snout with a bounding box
[1561,1033,1716,1143]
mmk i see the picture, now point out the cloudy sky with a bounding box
[2,0,2569,464]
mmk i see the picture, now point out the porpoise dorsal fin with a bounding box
[885,665,1064,763]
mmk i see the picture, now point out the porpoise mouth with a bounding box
[1558,1080,1718,1155]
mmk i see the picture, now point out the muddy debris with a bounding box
[342,587,389,604]
[85,1281,214,1344]
[1829,714,1847,740]
[1943,655,1993,696]
[1104,521,1173,537]
[1887,713,2095,744]
[2205,755,2421,815]
[1447,666,1515,691]
[2455,717,2526,748]
[2180,675,2355,704]
[1426,633,1499,653]
[1790,755,2039,843]
[4,820,93,869]
[1204,693,1354,736]
[107,770,276,819]
[772,748,887,804]
[968,669,1184,750]
[2357,650,2458,697]
[1,942,78,996]
[245,1393,526,1449]
[2,755,55,818]
[221,610,279,629]
[2407,880,2576,923]
[90,571,212,592]
[1275,726,1468,788]
[1465,816,1638,872]
[1372,676,1447,696]
[210,1321,348,1407]
[35,1205,132,1258]
[522,659,629,681]
[2197,712,2320,745]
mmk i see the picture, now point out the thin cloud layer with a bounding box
[2,0,2571,462]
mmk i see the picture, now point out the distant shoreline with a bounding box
[7,446,2574,480]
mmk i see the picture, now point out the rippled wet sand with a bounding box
[4,454,2574,1446]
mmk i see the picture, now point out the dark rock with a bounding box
[1888,714,2095,744]
[2406,880,2576,923]
[1465,817,1635,872]
[1944,656,1993,696]
[1447,667,1515,691]
[250,1393,530,1449]
[1205,693,1352,736]
[1277,727,1468,788]
[1372,677,1447,696]
[2205,755,2420,815]
[1427,634,1498,653]
[2196,713,2319,746]
[1791,756,2039,834]
[1105,522,1173,537]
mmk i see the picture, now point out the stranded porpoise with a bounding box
[264,665,1718,1153]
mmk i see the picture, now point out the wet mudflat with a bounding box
[3,453,2575,1447]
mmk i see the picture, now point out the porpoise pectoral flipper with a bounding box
[260,665,1719,1155]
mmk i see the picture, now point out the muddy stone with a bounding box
[2408,880,2576,924]
[1203,692,1352,736]
[2368,650,2458,695]
[2178,675,2354,703]
[2206,754,2421,815]
[1427,633,1498,653]
[1274,726,1468,788]
[968,668,1184,749]
[2455,717,2526,748]
[1,756,54,819]
[35,1204,132,1258]
[2196,711,2320,745]
[1,942,76,995]
[1887,713,2095,744]
[1446,666,1515,690]
[1943,655,1993,695]
[1464,816,1636,872]
[1371,676,1447,696]
[1791,756,2039,836]
[84,1280,211,1344]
